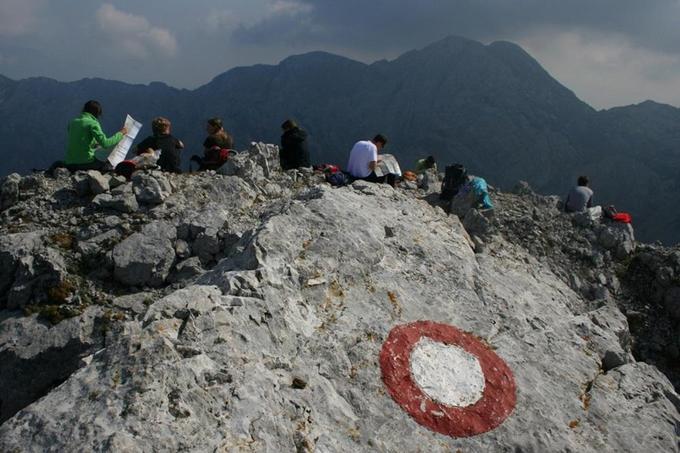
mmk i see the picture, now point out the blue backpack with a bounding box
[326,171,349,187]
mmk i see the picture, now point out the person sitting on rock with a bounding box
[415,155,436,174]
[346,134,397,186]
[279,119,311,170]
[136,117,184,173]
[190,117,234,170]
[64,100,127,172]
[449,174,493,217]
[565,176,594,213]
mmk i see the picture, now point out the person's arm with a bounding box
[203,136,214,152]
[136,137,153,156]
[368,145,378,171]
[91,122,125,149]
[587,195,593,208]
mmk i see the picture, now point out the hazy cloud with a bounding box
[0,0,44,36]
[269,0,313,16]
[96,4,178,59]
[519,29,680,108]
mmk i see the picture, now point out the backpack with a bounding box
[440,164,467,200]
[317,163,348,186]
[114,160,137,180]
[612,212,632,224]
[326,172,346,186]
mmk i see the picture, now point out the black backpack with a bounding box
[440,164,467,201]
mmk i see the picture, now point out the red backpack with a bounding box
[612,212,632,224]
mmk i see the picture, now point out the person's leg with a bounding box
[65,160,106,172]
[362,172,386,184]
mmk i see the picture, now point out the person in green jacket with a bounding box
[414,155,436,174]
[64,100,127,171]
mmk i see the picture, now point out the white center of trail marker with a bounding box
[409,338,485,407]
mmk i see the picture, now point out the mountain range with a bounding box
[1,35,679,244]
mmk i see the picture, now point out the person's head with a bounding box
[152,117,171,135]
[281,119,298,131]
[425,155,435,166]
[207,117,224,134]
[372,134,388,151]
[82,100,102,118]
[577,176,589,187]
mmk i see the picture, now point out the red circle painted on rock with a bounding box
[380,321,516,438]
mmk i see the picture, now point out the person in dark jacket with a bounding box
[191,117,234,170]
[136,117,184,173]
[279,119,310,170]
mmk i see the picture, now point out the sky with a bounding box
[1,0,680,109]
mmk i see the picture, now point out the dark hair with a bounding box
[372,134,388,146]
[426,155,435,165]
[281,119,298,130]
[82,100,102,118]
[207,117,223,129]
[577,176,589,186]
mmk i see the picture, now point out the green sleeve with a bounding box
[90,122,123,149]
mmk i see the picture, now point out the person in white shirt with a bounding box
[346,134,396,186]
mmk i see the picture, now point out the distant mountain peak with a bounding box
[280,51,365,67]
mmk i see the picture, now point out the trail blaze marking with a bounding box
[379,321,516,438]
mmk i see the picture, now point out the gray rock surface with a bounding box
[0,231,68,309]
[1,183,678,452]
[0,153,679,452]
[92,192,139,213]
[133,171,172,205]
[0,307,104,423]
[86,171,109,195]
[112,221,176,287]
[0,173,21,210]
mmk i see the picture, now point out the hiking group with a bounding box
[60,99,625,222]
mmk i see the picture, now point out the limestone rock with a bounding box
[86,170,109,195]
[112,221,176,287]
[0,147,679,453]
[573,206,603,227]
[2,184,676,453]
[169,257,204,283]
[0,307,104,423]
[92,192,139,213]
[462,208,493,236]
[0,232,68,309]
[72,172,91,197]
[133,171,172,205]
[0,173,21,210]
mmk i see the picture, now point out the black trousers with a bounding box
[360,172,397,187]
[63,160,107,172]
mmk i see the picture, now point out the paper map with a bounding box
[107,114,142,167]
[374,153,402,177]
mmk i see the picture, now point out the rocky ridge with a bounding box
[0,144,678,452]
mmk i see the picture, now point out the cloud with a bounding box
[204,10,237,32]
[269,0,313,15]
[519,29,680,108]
[233,0,680,54]
[0,0,44,36]
[96,3,177,59]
